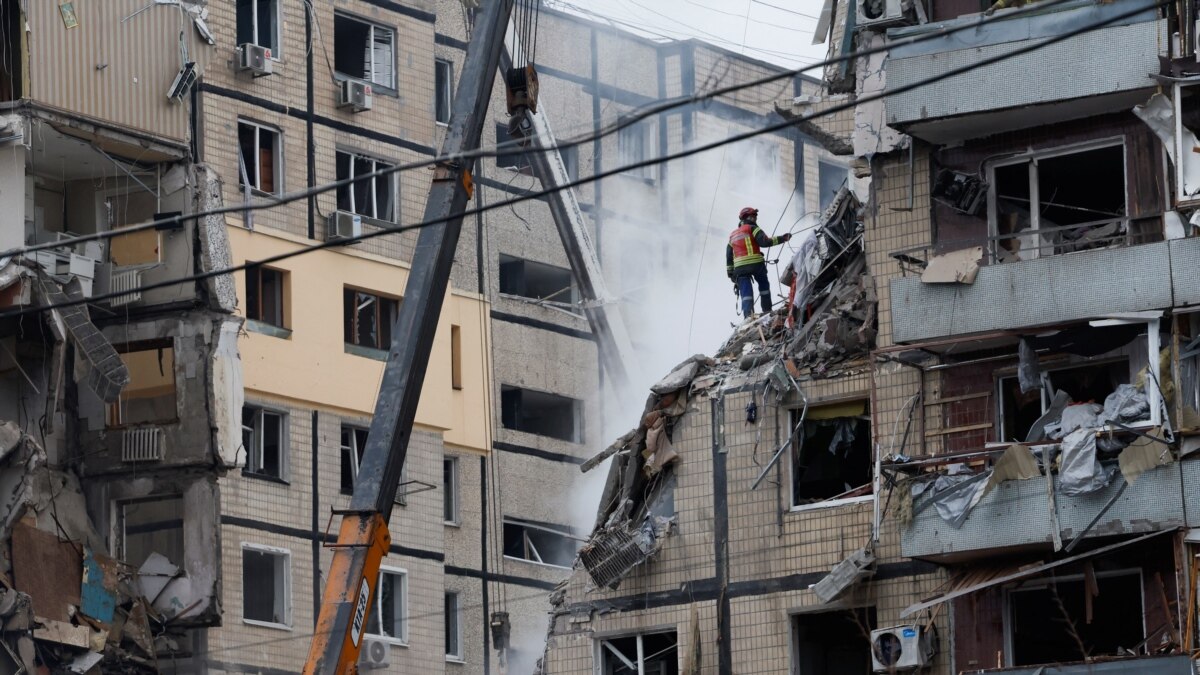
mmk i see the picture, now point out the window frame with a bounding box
[245,265,288,331]
[444,590,463,661]
[367,566,409,646]
[434,58,453,126]
[236,0,281,58]
[333,11,397,91]
[443,456,459,525]
[237,119,283,196]
[240,543,292,630]
[817,158,850,212]
[242,405,288,481]
[787,399,874,513]
[594,630,679,675]
[499,384,583,443]
[343,287,401,353]
[617,118,657,181]
[502,518,580,570]
[984,137,1128,263]
[106,340,179,429]
[335,149,399,223]
[115,495,185,569]
[340,423,409,503]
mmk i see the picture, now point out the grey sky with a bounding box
[545,0,831,73]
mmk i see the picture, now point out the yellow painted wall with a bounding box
[227,226,492,453]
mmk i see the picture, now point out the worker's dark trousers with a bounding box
[735,262,772,318]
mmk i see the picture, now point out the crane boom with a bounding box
[302,2,514,673]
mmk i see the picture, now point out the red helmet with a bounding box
[739,207,758,221]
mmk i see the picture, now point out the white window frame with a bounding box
[367,566,409,646]
[443,456,459,525]
[1002,569,1144,668]
[445,590,463,662]
[237,119,283,196]
[242,405,288,479]
[240,543,292,630]
[238,0,282,58]
[341,424,408,504]
[336,149,399,223]
[593,630,679,675]
[334,13,396,90]
[787,402,874,513]
[985,137,1127,263]
[502,519,579,570]
[435,58,453,126]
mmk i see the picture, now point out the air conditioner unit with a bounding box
[327,211,363,243]
[870,625,935,673]
[338,80,373,113]
[857,0,910,28]
[236,43,273,76]
[359,638,389,669]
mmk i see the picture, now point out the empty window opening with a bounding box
[367,567,407,643]
[238,120,281,195]
[495,124,532,174]
[242,406,285,479]
[818,160,849,212]
[450,325,463,390]
[503,518,579,568]
[791,608,876,674]
[598,631,678,675]
[445,591,462,660]
[1182,314,1200,424]
[500,385,581,443]
[435,59,453,125]
[790,401,872,507]
[443,457,459,524]
[0,0,23,102]
[618,120,657,180]
[246,265,286,328]
[103,189,162,266]
[998,359,1130,443]
[341,425,409,503]
[119,496,184,569]
[107,342,176,428]
[336,150,397,222]
[498,254,577,304]
[991,144,1126,262]
[242,545,290,627]
[236,0,279,54]
[334,13,394,89]
[1007,571,1143,666]
[344,288,399,352]
[560,144,580,182]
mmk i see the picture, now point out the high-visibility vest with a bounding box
[729,223,765,268]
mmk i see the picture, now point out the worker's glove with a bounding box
[781,233,793,243]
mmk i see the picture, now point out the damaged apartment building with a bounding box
[0,0,243,673]
[541,0,1200,674]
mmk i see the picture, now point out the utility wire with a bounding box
[0,0,1163,321]
[0,0,1089,264]
[752,0,822,20]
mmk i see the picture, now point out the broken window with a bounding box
[989,142,1127,262]
[435,58,453,125]
[790,401,872,507]
[343,287,400,352]
[498,254,577,305]
[618,119,657,181]
[104,189,161,266]
[341,425,408,503]
[560,143,579,182]
[236,0,279,54]
[238,120,282,196]
[245,265,287,329]
[1007,571,1144,666]
[107,342,177,428]
[597,631,678,675]
[503,518,579,568]
[0,0,23,102]
[997,359,1130,443]
[495,123,533,174]
[336,150,397,222]
[119,496,184,569]
[334,13,395,90]
[818,160,849,212]
[791,608,876,674]
[500,385,581,443]
[1182,313,1200,425]
[366,567,407,644]
[445,591,462,660]
[443,457,459,524]
[242,406,285,479]
[242,545,290,628]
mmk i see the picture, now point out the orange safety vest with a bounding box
[729,223,765,268]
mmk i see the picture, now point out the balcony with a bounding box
[882,0,1165,143]
[890,238,1200,343]
[963,654,1193,674]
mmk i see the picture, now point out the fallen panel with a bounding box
[12,521,82,623]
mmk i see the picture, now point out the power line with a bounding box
[0,0,1087,265]
[751,0,822,20]
[0,0,1159,321]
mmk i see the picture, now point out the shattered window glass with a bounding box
[343,288,399,351]
[367,569,407,642]
[503,519,579,568]
[598,632,678,675]
[818,160,849,212]
[497,254,577,305]
[120,496,184,569]
[243,406,285,479]
[236,0,278,53]
[237,121,280,195]
[500,385,581,442]
[242,547,289,626]
[790,402,872,506]
[334,14,394,89]
[246,266,286,328]
[335,150,397,222]
[340,426,368,493]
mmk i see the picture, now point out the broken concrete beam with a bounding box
[921,246,983,284]
[813,547,875,604]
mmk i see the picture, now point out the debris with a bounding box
[812,547,875,603]
[1045,402,1102,440]
[12,521,83,624]
[1119,427,1172,484]
[928,471,992,528]
[920,246,982,284]
[1098,383,1150,426]
[1017,338,1041,395]
[579,517,673,590]
[1135,93,1200,198]
[34,618,90,649]
[1059,428,1116,496]
[985,444,1041,491]
[80,548,119,625]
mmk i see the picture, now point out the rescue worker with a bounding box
[726,207,791,318]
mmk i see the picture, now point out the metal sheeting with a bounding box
[885,18,1163,128]
[25,0,205,142]
[890,241,1174,343]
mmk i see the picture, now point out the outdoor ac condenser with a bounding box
[359,638,389,669]
[870,624,934,672]
[338,80,374,113]
[237,43,273,77]
[327,211,363,243]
